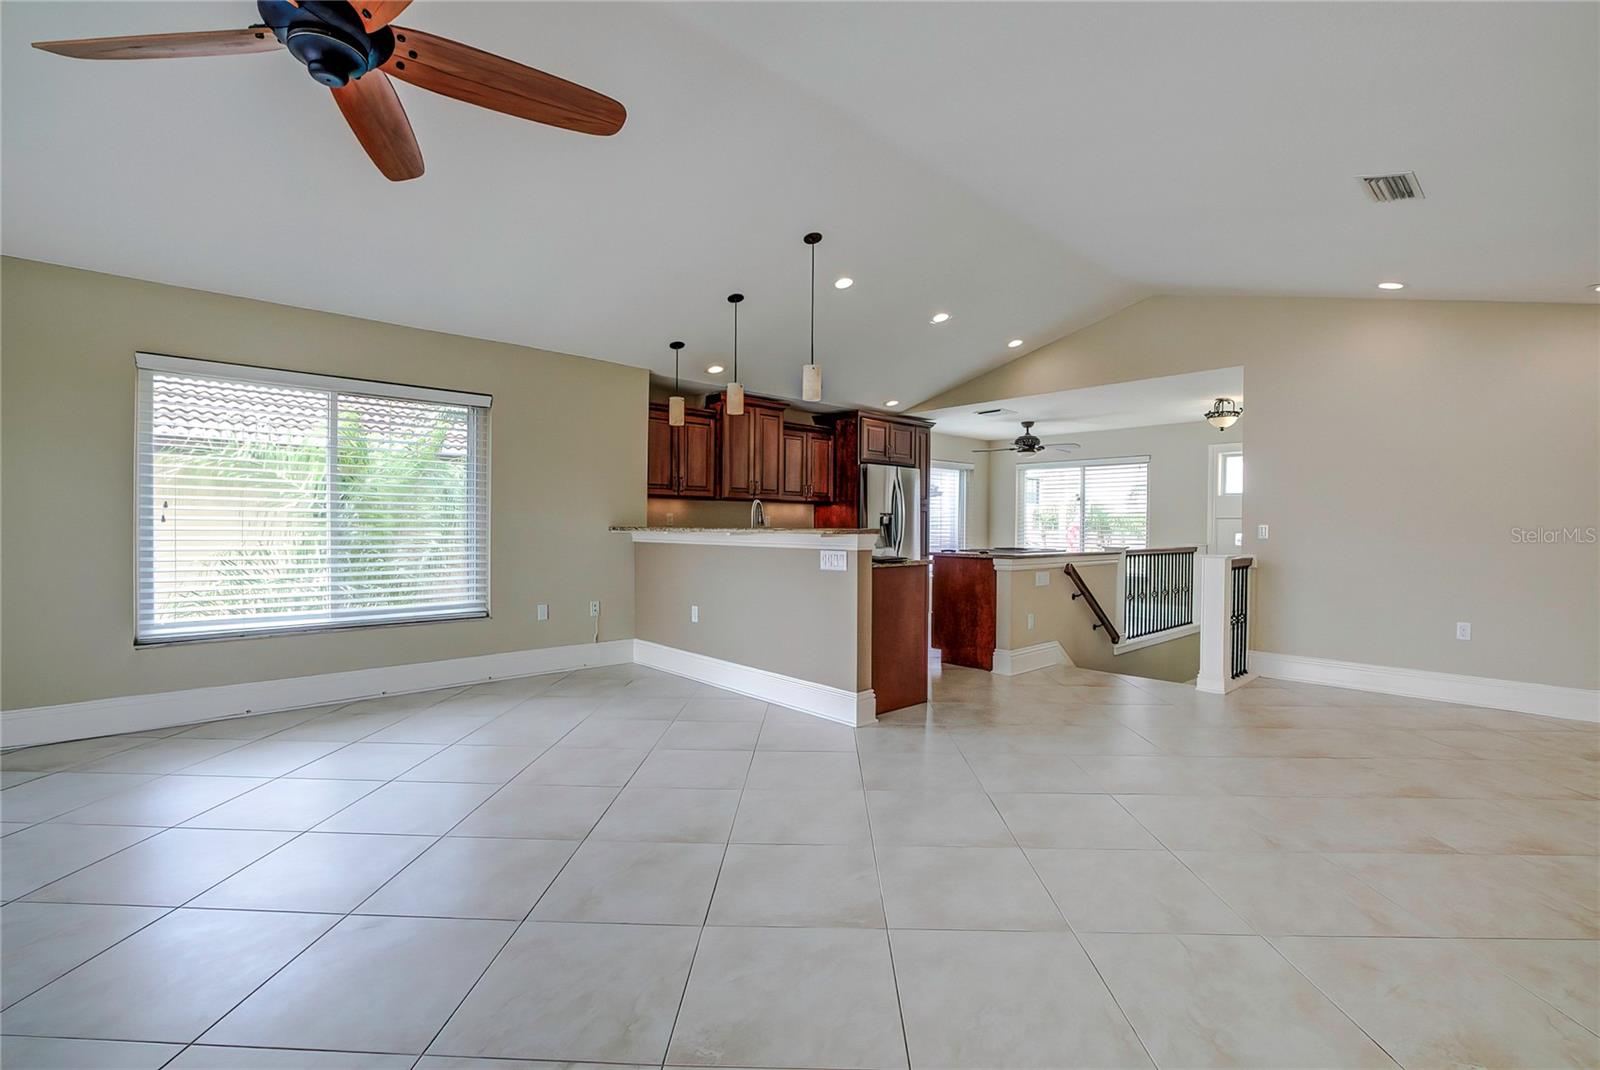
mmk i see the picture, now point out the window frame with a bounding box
[929,461,970,553]
[1014,454,1150,552]
[133,352,493,647]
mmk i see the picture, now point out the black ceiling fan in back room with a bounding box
[32,1,627,182]
[973,421,1081,456]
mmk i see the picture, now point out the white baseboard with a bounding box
[633,640,876,727]
[991,641,1068,676]
[1196,670,1256,695]
[1,640,635,749]
[1250,651,1600,724]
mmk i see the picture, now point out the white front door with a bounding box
[1207,443,1243,552]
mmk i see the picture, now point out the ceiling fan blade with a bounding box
[972,447,1021,453]
[382,27,625,135]
[332,71,424,182]
[1046,443,1082,451]
[33,27,280,60]
[356,1,412,32]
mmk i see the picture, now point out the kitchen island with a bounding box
[614,527,929,724]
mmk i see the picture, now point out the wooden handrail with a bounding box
[1063,563,1121,644]
[1230,556,1255,570]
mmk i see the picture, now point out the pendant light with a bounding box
[725,292,745,416]
[801,231,823,402]
[667,340,686,427]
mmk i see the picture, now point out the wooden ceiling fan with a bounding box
[32,0,626,182]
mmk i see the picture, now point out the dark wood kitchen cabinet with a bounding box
[860,415,918,466]
[647,403,718,499]
[710,395,786,500]
[778,424,835,503]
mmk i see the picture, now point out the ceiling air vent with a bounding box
[1359,172,1424,203]
[975,407,1019,417]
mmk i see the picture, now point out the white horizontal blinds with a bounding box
[136,357,489,642]
[928,465,965,552]
[1083,462,1148,550]
[1019,465,1083,550]
[1018,458,1149,551]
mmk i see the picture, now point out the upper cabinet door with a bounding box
[647,406,674,496]
[779,427,807,499]
[720,408,754,498]
[860,416,892,463]
[677,412,718,498]
[885,423,917,466]
[753,406,784,497]
[806,429,833,502]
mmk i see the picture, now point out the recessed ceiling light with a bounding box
[706,364,724,375]
[885,400,900,408]
[1007,339,1024,348]
[834,277,854,290]
[929,312,950,324]
[1377,282,1405,290]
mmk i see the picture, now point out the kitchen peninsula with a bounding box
[614,526,929,725]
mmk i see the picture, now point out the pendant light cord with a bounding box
[809,240,816,365]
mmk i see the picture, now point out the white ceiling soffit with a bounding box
[919,367,1245,440]
[675,1,1600,305]
[0,1,1138,411]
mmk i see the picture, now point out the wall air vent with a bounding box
[1359,172,1424,203]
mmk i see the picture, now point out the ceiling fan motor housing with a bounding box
[257,0,393,87]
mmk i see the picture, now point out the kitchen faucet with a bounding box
[750,498,766,528]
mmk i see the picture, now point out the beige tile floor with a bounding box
[1,660,1597,1069]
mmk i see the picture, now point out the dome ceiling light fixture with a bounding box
[1205,397,1243,431]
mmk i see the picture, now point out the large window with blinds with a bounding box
[928,464,968,552]
[1016,457,1148,551]
[135,354,490,643]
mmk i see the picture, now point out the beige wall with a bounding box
[920,296,1600,690]
[929,432,991,549]
[632,542,871,692]
[1,258,648,710]
[987,420,1242,551]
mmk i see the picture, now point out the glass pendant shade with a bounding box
[802,363,822,403]
[1204,397,1243,430]
[725,381,745,416]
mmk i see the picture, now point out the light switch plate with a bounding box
[536,603,549,622]
[1257,524,1270,540]
[691,604,700,624]
[1026,612,1036,630]
[820,550,848,571]
[1034,571,1049,587]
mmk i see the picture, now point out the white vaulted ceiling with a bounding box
[2,2,1595,409]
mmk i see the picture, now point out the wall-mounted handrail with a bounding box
[1064,563,1121,644]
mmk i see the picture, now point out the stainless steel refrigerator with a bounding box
[863,464,922,562]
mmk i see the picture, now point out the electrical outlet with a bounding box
[1027,612,1036,631]
[536,603,549,622]
[1034,571,1049,587]
[1456,622,1471,640]
[691,604,700,624]
[1257,524,1270,540]
[590,601,600,618]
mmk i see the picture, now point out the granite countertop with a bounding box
[611,526,879,535]
[872,558,931,569]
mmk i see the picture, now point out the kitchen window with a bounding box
[135,353,490,643]
[1017,457,1148,551]
[929,463,969,552]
